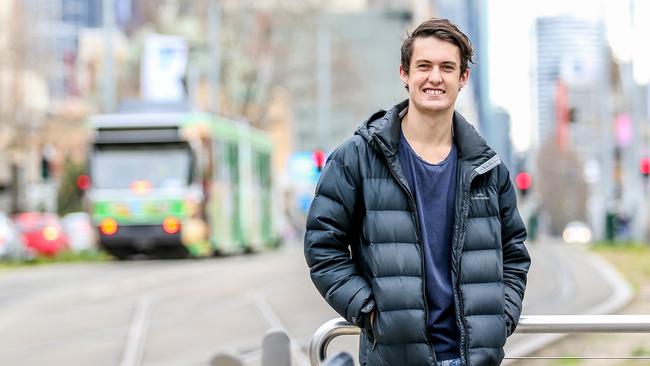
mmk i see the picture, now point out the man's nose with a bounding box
[427,67,443,83]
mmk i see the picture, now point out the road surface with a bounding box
[0,239,621,365]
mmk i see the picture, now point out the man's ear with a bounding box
[399,64,409,86]
[459,68,470,89]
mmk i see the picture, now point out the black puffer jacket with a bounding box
[305,100,530,366]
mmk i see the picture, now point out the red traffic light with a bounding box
[641,157,650,176]
[515,172,532,191]
[76,174,91,190]
[312,150,326,172]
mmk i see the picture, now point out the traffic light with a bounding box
[76,174,91,191]
[313,150,326,173]
[515,172,532,197]
[641,157,650,179]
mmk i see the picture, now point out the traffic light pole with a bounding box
[317,15,331,151]
[621,63,648,242]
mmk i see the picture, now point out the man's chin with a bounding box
[412,100,448,113]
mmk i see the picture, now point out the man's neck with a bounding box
[401,104,454,164]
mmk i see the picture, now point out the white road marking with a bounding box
[548,243,576,306]
[253,293,310,366]
[119,295,153,366]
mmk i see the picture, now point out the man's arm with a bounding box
[304,143,374,327]
[497,164,531,336]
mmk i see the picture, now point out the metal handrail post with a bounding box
[309,319,359,366]
[309,315,650,366]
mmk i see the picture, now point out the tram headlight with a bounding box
[100,218,118,235]
[162,217,181,234]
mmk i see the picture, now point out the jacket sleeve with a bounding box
[304,143,374,328]
[497,164,531,336]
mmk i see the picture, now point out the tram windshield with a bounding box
[91,143,192,190]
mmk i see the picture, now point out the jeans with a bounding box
[436,357,461,366]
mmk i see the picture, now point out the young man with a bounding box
[304,18,530,366]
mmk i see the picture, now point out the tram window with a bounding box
[214,139,230,183]
[226,142,239,183]
[212,139,222,181]
[91,143,192,189]
[256,151,271,187]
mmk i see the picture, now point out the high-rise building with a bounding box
[23,0,102,100]
[533,15,613,238]
[534,15,609,148]
[488,107,513,168]
[282,8,412,151]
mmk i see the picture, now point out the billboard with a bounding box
[140,34,188,102]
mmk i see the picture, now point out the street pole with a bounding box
[645,85,650,241]
[317,15,331,150]
[618,62,646,242]
[9,0,25,213]
[208,0,220,114]
[102,0,116,112]
[595,48,615,242]
[631,75,647,242]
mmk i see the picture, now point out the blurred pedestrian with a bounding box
[304,18,530,366]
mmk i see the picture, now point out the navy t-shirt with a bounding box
[398,131,460,360]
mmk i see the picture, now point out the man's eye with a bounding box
[417,64,429,69]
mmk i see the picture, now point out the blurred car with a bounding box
[13,212,69,256]
[0,212,33,261]
[562,221,593,244]
[61,212,97,252]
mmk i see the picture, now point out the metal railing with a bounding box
[310,319,360,366]
[309,315,650,366]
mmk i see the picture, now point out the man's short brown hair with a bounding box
[401,18,475,77]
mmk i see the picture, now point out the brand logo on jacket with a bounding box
[471,192,490,200]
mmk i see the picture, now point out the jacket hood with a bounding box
[355,99,496,163]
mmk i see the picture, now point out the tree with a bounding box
[56,157,86,216]
[536,137,589,235]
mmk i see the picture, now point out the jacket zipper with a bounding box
[452,169,476,365]
[373,136,436,364]
[454,166,501,365]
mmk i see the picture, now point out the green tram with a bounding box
[87,110,276,259]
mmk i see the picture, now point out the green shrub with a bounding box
[57,157,87,216]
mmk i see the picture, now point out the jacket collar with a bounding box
[356,99,498,167]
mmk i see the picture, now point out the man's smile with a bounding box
[423,88,445,95]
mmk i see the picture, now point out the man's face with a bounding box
[400,36,470,116]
